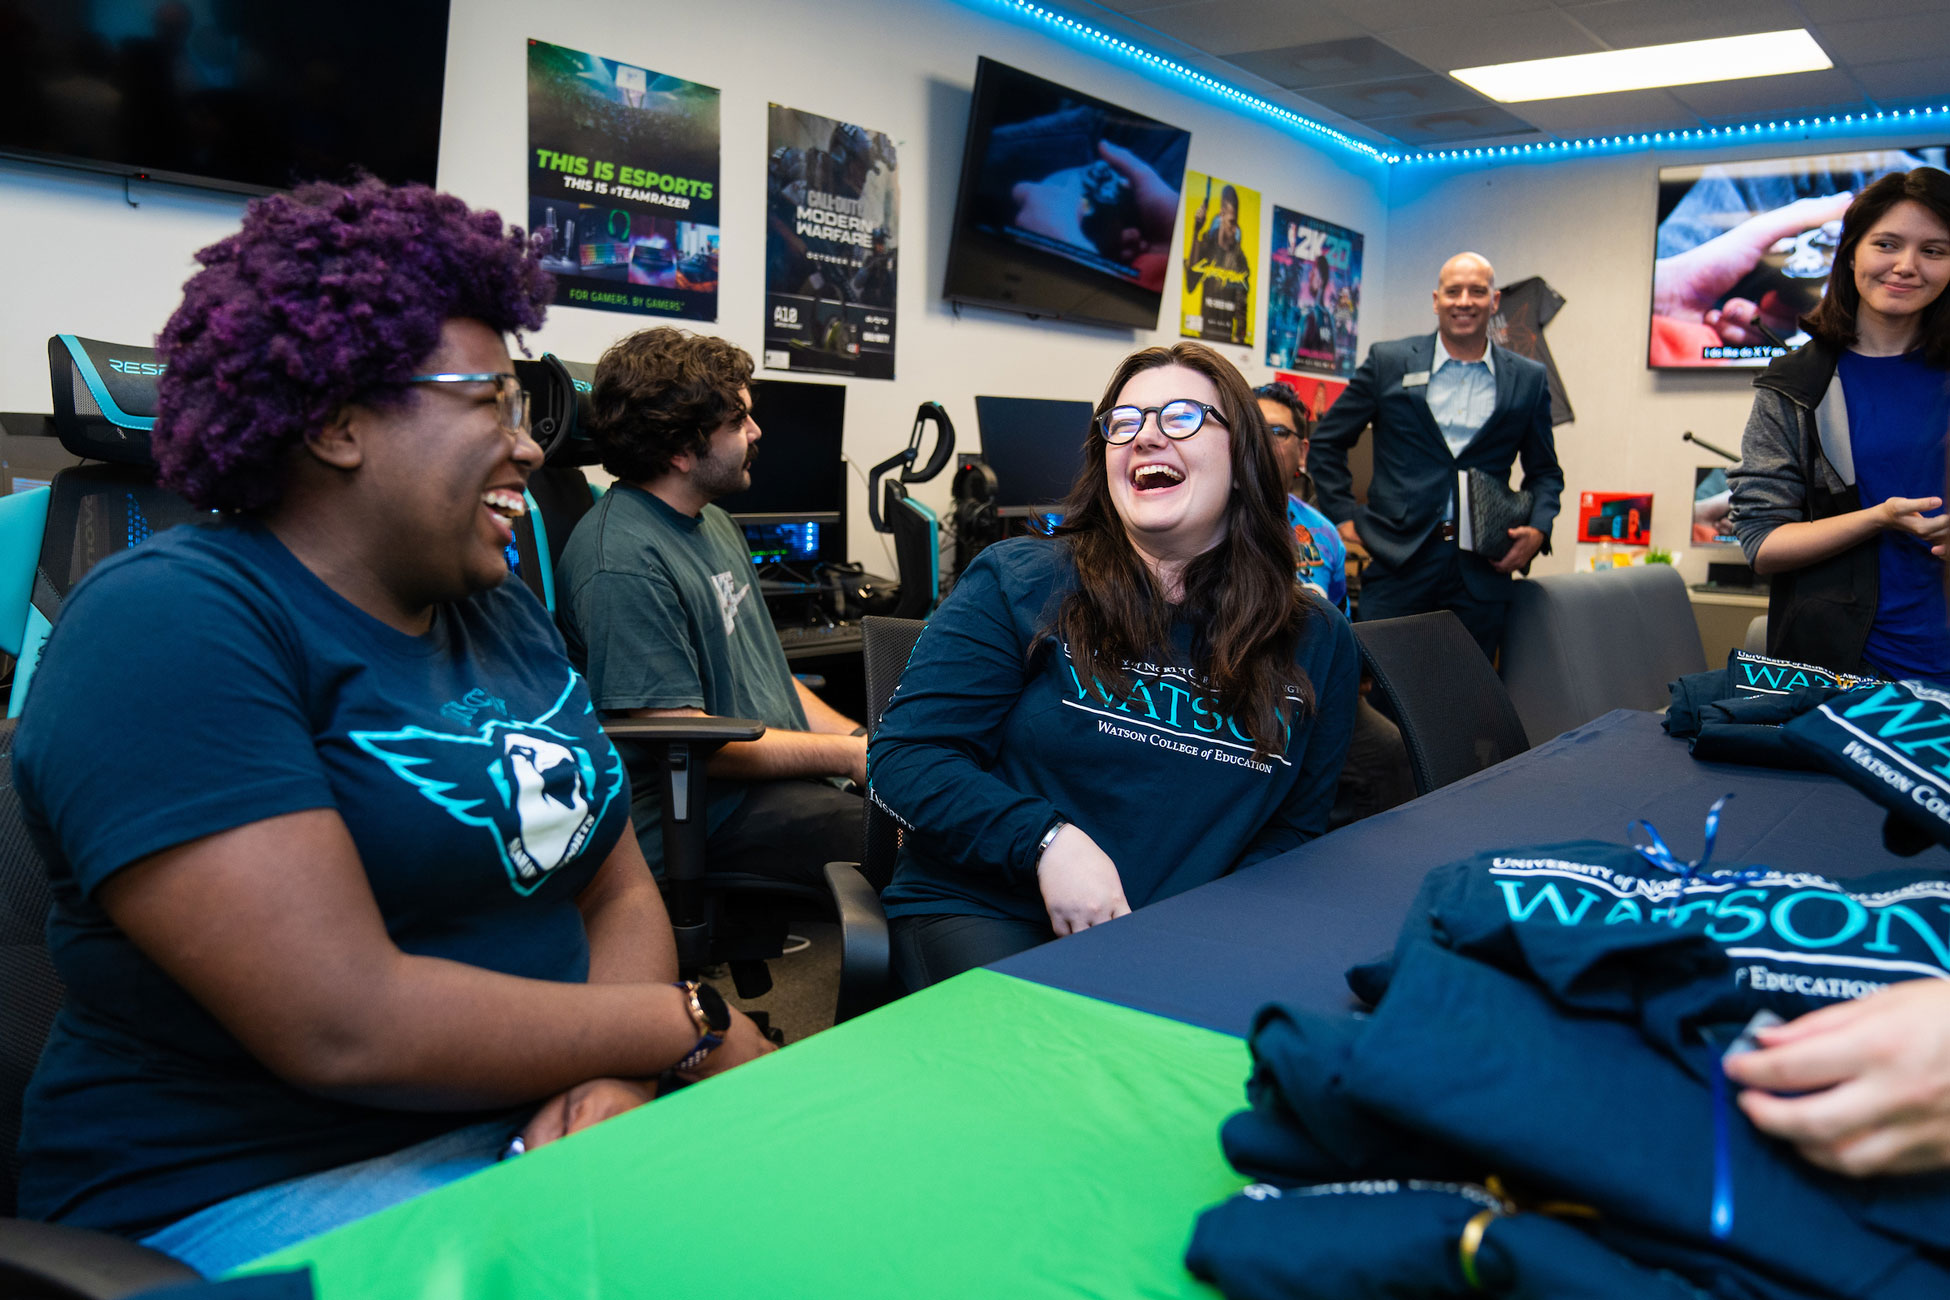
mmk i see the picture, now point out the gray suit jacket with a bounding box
[1310,333,1563,591]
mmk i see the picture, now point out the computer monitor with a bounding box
[719,378,848,566]
[974,395,1093,517]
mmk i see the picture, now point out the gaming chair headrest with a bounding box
[48,334,164,467]
[512,353,601,468]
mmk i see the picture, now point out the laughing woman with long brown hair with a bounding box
[868,342,1357,990]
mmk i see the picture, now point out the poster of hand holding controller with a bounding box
[526,38,721,320]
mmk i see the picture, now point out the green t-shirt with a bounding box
[555,484,808,870]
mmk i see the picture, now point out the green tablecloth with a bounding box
[245,969,1251,1297]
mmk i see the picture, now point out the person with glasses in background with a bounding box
[870,343,1357,990]
[13,178,771,1277]
[1257,381,1415,827]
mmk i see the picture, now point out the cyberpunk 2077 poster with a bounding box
[1266,208,1363,377]
[527,39,720,320]
[1179,171,1257,345]
[763,105,898,380]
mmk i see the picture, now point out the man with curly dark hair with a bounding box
[14,180,771,1276]
[556,328,874,892]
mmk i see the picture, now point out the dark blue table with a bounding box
[998,708,1934,1036]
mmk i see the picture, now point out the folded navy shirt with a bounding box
[1784,679,1950,852]
[1188,1181,1711,1300]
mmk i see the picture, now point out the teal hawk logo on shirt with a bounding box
[350,675,624,895]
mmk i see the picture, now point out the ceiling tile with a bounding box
[1382,10,1602,72]
[1363,102,1544,145]
[1138,0,1364,55]
[1321,0,1554,32]
[1811,15,1950,67]
[1079,0,1200,13]
[1666,68,1869,119]
[1851,58,1950,104]
[1301,73,1495,121]
[1499,88,1701,136]
[1795,0,1950,20]
[1221,37,1431,90]
[1561,0,1807,50]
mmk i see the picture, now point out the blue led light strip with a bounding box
[1398,104,1950,166]
[972,0,1950,170]
[980,0,1396,165]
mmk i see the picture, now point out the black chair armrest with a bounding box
[0,1216,199,1299]
[600,716,766,747]
[823,861,892,1024]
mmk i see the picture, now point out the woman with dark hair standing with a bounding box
[15,179,770,1275]
[1730,167,1950,678]
[870,342,1357,989]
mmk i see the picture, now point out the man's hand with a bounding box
[1724,979,1950,1176]
[1010,168,1090,246]
[521,1077,653,1151]
[1096,140,1178,255]
[1037,824,1131,936]
[1492,525,1546,574]
[679,1006,777,1082]
[1337,519,1363,550]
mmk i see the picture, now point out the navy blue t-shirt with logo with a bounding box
[872,536,1357,924]
[14,519,631,1237]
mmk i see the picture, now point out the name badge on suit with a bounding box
[1402,370,1431,388]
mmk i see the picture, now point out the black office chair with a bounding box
[1353,611,1531,796]
[821,614,926,1023]
[0,719,201,1298]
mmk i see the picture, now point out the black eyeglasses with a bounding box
[407,372,530,434]
[1097,400,1229,445]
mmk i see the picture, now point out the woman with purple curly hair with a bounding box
[12,178,771,1275]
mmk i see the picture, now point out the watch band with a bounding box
[673,981,727,1072]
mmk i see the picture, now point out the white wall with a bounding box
[0,0,1391,570]
[1376,129,1946,582]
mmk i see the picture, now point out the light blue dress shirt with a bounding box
[1426,337,1496,522]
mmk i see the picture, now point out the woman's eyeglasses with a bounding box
[407,372,531,434]
[1097,400,1229,445]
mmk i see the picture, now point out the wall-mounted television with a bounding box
[943,57,1189,331]
[1650,144,1947,369]
[0,1,449,195]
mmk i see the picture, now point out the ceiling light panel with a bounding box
[1451,29,1832,103]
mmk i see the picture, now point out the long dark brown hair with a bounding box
[1047,342,1314,761]
[1803,167,1950,367]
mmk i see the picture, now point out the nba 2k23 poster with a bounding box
[527,39,720,320]
[1266,208,1363,378]
[763,104,898,380]
[1179,171,1257,346]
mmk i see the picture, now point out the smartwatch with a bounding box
[674,980,730,1071]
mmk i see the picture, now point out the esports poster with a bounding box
[1266,208,1363,378]
[526,39,721,320]
[1273,371,1347,423]
[1178,171,1258,346]
[1651,145,1947,368]
[762,104,899,380]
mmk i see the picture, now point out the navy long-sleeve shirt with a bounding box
[872,536,1357,924]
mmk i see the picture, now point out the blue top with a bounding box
[1836,349,1950,683]
[872,537,1357,924]
[15,521,631,1237]
[1287,494,1348,614]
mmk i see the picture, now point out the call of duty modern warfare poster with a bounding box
[763,105,898,380]
[527,39,721,320]
[1266,207,1363,378]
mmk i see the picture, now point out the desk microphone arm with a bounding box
[1682,430,1740,464]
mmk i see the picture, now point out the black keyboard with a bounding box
[775,621,863,656]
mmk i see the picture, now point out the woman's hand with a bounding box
[521,1077,654,1150]
[1878,495,1950,545]
[1724,979,1950,1176]
[1037,824,1132,936]
[678,1007,776,1082]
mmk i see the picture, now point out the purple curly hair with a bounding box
[153,178,553,512]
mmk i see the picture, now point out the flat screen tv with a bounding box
[0,1,449,195]
[943,57,1189,331]
[1650,144,1947,369]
